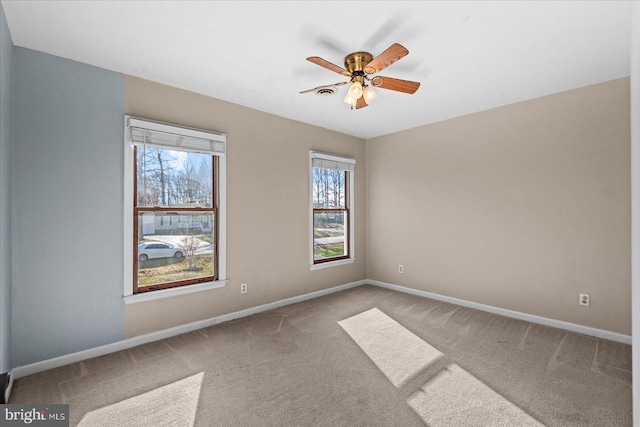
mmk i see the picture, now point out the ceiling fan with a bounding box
[300,43,420,110]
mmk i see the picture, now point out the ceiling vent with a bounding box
[313,86,337,96]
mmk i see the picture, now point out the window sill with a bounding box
[310,258,355,271]
[124,280,227,305]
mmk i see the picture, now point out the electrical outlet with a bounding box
[579,293,590,306]
[241,283,247,294]
[399,265,404,274]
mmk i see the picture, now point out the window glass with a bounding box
[135,146,216,291]
[136,147,213,208]
[313,211,347,261]
[137,211,215,289]
[312,167,346,209]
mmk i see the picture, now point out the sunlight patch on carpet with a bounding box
[78,372,203,427]
[407,364,543,426]
[338,307,443,387]
[340,308,543,426]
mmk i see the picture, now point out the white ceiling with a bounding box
[1,1,632,139]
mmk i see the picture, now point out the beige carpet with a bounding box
[77,372,203,427]
[339,307,443,388]
[341,307,543,426]
[408,364,542,426]
[9,285,632,426]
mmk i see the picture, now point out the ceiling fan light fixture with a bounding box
[343,93,357,107]
[302,43,420,110]
[363,86,377,103]
[347,81,363,99]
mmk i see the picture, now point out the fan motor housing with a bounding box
[344,52,373,74]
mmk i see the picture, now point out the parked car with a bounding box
[138,242,184,262]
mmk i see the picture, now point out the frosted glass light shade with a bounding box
[363,86,377,103]
[343,94,357,107]
[348,82,363,98]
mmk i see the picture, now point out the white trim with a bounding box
[127,117,226,145]
[309,150,356,269]
[9,277,631,381]
[349,163,355,260]
[12,280,367,379]
[218,150,227,281]
[630,1,640,424]
[312,157,355,172]
[310,151,356,165]
[123,119,134,298]
[124,280,227,305]
[368,280,632,345]
[4,371,12,403]
[123,115,227,299]
[309,153,314,265]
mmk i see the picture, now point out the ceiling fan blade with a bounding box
[299,81,348,94]
[355,96,368,109]
[371,76,420,94]
[306,56,351,76]
[363,43,409,75]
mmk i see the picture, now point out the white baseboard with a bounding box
[10,277,631,383]
[4,371,13,404]
[368,280,632,345]
[12,279,367,380]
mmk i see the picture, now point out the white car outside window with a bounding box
[138,243,184,262]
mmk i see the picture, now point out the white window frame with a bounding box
[309,151,356,270]
[123,116,227,304]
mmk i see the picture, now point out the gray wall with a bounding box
[11,47,125,366]
[0,3,13,374]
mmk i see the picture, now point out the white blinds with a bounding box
[312,157,355,172]
[128,117,226,155]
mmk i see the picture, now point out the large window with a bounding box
[310,151,355,267]
[124,117,226,299]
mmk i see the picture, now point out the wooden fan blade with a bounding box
[306,57,351,76]
[371,76,420,94]
[299,81,348,94]
[363,43,409,75]
[355,95,368,109]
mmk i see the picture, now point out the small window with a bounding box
[309,151,355,267]
[124,116,227,297]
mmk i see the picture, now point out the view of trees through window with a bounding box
[135,147,216,290]
[137,147,212,208]
[312,167,348,262]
